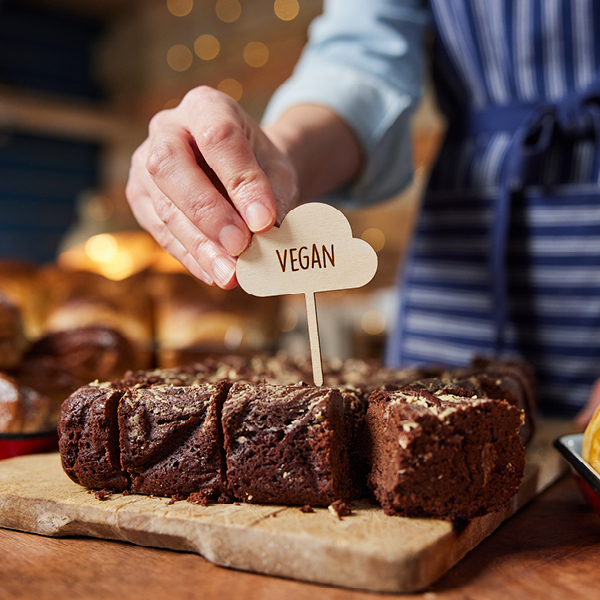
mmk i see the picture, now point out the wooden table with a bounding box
[1,474,599,600]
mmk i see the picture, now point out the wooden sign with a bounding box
[236,203,378,385]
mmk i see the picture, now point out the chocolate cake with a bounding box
[58,384,128,491]
[118,382,229,499]
[222,382,356,506]
[57,354,534,520]
[365,387,526,520]
[396,368,535,444]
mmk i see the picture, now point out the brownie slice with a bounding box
[58,384,128,490]
[387,358,536,444]
[365,388,525,520]
[223,382,355,506]
[118,381,229,499]
[111,365,202,389]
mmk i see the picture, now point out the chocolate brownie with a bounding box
[118,381,230,499]
[466,358,537,442]
[58,384,128,491]
[57,354,535,520]
[222,382,356,506]
[365,387,526,520]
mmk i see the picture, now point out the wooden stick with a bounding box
[304,291,323,386]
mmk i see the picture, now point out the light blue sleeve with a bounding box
[262,0,429,207]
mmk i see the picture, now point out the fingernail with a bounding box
[219,224,248,256]
[245,202,274,232]
[198,267,213,286]
[212,256,236,286]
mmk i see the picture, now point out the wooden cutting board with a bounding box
[0,419,569,593]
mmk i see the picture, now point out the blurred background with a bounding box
[0,0,445,393]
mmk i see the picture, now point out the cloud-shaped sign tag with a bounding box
[236,202,378,297]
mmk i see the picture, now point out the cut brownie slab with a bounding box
[365,388,525,520]
[118,381,229,499]
[222,382,356,506]
[58,384,128,491]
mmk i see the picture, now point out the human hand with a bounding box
[126,86,299,288]
[574,378,600,431]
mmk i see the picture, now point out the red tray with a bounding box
[0,431,59,460]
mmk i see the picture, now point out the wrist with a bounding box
[263,104,362,202]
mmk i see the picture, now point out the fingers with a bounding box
[145,124,252,258]
[185,89,278,232]
[126,158,238,288]
[147,88,277,237]
[126,86,299,287]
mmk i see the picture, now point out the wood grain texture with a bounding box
[0,420,568,593]
[2,475,599,600]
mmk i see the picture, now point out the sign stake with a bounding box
[236,203,378,386]
[304,291,323,386]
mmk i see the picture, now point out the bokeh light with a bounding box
[216,0,241,23]
[361,227,386,252]
[224,325,244,349]
[243,42,269,67]
[274,0,299,21]
[86,234,117,263]
[194,34,220,60]
[167,44,193,71]
[361,310,386,335]
[167,0,193,17]
[279,306,299,332]
[86,195,113,222]
[217,78,243,101]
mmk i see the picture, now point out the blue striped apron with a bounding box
[386,0,600,416]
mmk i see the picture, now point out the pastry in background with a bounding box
[150,273,280,368]
[0,260,44,339]
[0,372,54,433]
[0,294,28,369]
[15,326,140,420]
[38,267,153,369]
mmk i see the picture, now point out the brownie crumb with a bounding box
[187,492,209,506]
[218,492,234,504]
[166,498,177,505]
[94,489,113,501]
[122,489,132,496]
[300,504,315,514]
[328,500,352,519]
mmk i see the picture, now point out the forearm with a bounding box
[263,104,363,203]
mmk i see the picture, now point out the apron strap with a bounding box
[448,80,600,355]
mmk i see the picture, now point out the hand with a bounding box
[574,378,600,431]
[126,86,299,288]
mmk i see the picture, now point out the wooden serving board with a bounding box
[0,420,568,593]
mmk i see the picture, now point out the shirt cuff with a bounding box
[262,62,416,206]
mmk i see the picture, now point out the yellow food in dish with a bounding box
[582,405,600,473]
